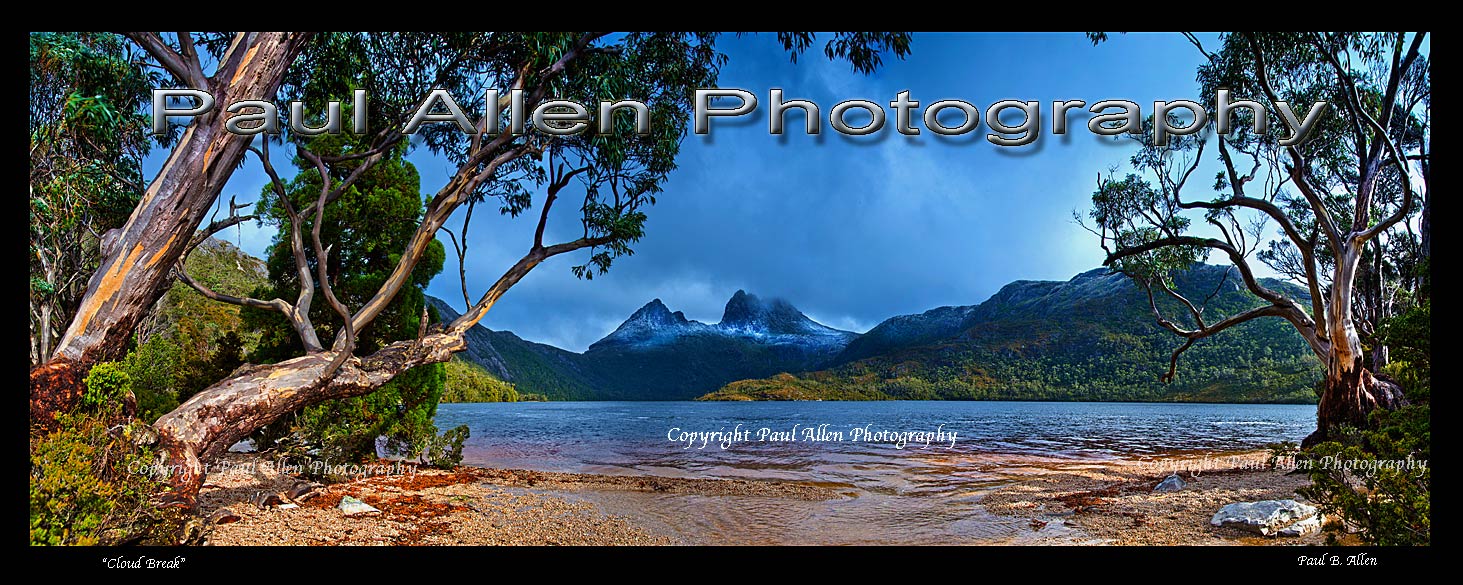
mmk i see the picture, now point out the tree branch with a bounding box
[124,32,205,88]
[173,210,293,314]
[447,235,613,336]
[173,32,209,89]
[1241,32,1345,256]
[534,163,590,249]
[249,143,325,353]
[1105,235,1326,359]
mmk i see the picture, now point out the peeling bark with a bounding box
[152,333,465,504]
[46,32,312,369]
[31,33,313,426]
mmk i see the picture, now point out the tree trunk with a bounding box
[1306,261,1407,448]
[150,332,465,505]
[1307,357,1407,448]
[37,303,51,367]
[1303,247,1408,447]
[32,33,311,422]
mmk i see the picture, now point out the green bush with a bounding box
[1297,300,1430,546]
[29,412,169,545]
[122,334,183,422]
[419,425,471,469]
[80,362,130,412]
[287,362,448,464]
[1298,405,1430,545]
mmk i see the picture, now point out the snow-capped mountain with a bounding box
[435,290,858,400]
[589,290,856,352]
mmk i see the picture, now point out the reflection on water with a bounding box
[435,401,1314,544]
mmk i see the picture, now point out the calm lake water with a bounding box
[434,401,1315,544]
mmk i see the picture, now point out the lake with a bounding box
[434,400,1315,544]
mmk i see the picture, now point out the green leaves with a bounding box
[30,33,154,361]
[1089,173,1201,281]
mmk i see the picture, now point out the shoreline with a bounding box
[199,450,1330,546]
[979,450,1330,545]
[198,452,845,545]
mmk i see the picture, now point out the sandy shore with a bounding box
[199,451,1331,546]
[197,453,840,546]
[980,451,1331,545]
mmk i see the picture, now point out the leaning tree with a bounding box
[1087,32,1428,445]
[29,31,910,504]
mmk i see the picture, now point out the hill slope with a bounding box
[427,297,599,400]
[700,265,1322,403]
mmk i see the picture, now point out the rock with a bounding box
[251,491,283,508]
[277,503,299,510]
[1153,474,1186,492]
[288,482,322,502]
[208,509,241,525]
[338,495,381,517]
[227,438,257,453]
[1210,499,1318,536]
[1277,515,1321,537]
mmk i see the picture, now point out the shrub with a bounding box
[286,362,449,465]
[1298,405,1430,545]
[419,425,471,469]
[29,412,171,545]
[1297,300,1430,545]
[122,334,183,422]
[80,362,130,412]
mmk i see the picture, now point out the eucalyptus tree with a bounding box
[1087,32,1428,445]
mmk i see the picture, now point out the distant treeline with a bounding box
[442,358,546,403]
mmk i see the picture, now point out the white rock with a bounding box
[227,439,257,453]
[338,495,380,517]
[1154,474,1186,492]
[1277,515,1321,537]
[1210,499,1318,536]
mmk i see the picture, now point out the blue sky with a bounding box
[158,32,1262,352]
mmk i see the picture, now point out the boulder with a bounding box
[1153,474,1186,492]
[288,482,322,502]
[338,495,381,517]
[208,509,242,525]
[1210,499,1318,536]
[251,491,283,509]
[227,438,257,453]
[1277,515,1321,537]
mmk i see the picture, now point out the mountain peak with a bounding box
[626,298,685,326]
[718,290,849,338]
[720,289,762,326]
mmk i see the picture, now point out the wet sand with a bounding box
[200,451,1330,546]
[198,453,841,546]
[980,451,1330,545]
